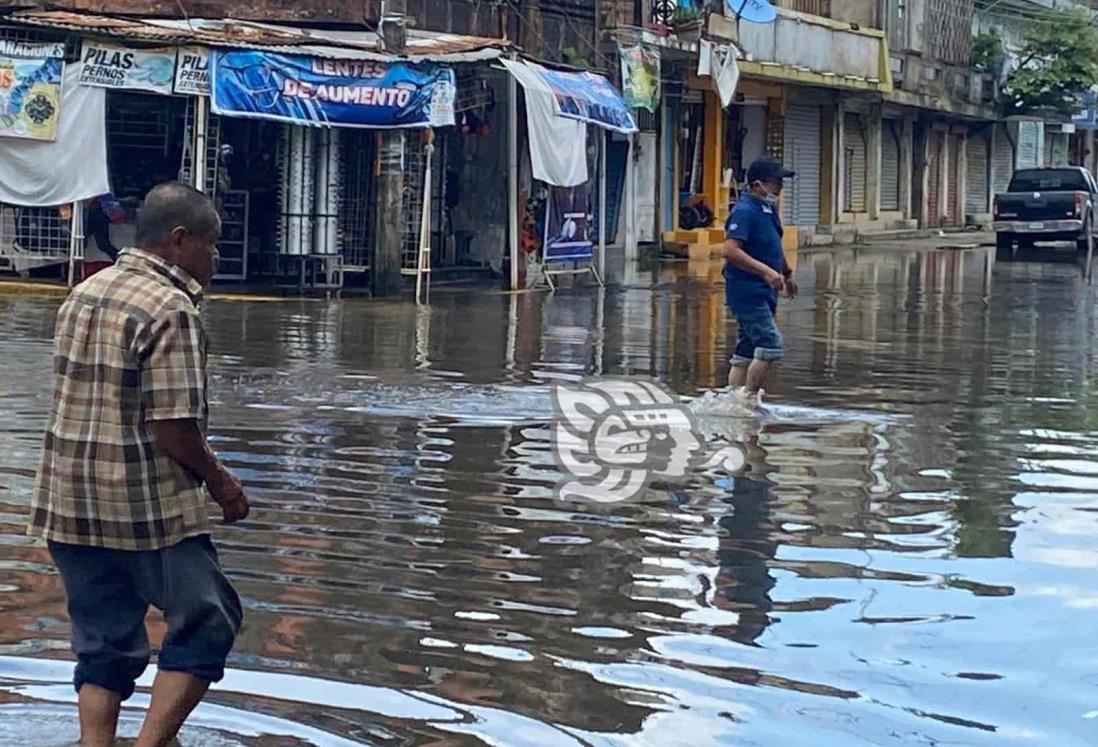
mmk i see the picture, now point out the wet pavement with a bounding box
[1,245,1097,745]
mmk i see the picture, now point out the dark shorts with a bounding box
[730,297,784,366]
[48,534,242,701]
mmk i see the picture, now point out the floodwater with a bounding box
[1,246,1097,746]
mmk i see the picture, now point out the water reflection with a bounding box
[2,246,1098,744]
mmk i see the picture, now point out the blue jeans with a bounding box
[730,298,784,366]
[48,535,242,700]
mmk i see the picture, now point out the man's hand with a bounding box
[783,273,799,299]
[208,467,250,524]
[764,268,786,294]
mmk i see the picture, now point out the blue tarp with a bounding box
[210,50,456,129]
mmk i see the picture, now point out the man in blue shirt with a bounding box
[723,157,798,395]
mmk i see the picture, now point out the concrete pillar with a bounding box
[867,105,882,221]
[373,0,407,297]
[900,116,915,220]
[701,91,725,223]
[373,131,405,296]
[835,101,846,218]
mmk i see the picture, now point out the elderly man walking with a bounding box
[28,182,250,747]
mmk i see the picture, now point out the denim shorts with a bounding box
[48,534,242,700]
[730,298,784,366]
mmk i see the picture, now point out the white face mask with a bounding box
[755,182,780,207]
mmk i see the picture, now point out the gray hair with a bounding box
[135,182,220,248]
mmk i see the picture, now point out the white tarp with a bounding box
[502,58,587,188]
[0,64,110,207]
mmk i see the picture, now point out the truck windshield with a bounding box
[1009,169,1088,192]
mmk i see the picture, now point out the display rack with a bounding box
[214,190,248,281]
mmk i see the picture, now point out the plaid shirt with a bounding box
[28,248,211,550]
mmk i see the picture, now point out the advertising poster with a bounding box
[533,62,637,133]
[211,50,456,129]
[174,46,210,96]
[620,45,660,113]
[79,42,176,95]
[0,40,65,141]
[543,185,594,263]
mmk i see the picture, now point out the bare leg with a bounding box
[728,365,748,388]
[133,671,210,747]
[78,684,122,747]
[745,360,774,393]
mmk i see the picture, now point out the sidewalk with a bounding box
[803,229,994,254]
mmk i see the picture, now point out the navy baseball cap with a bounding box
[746,156,795,183]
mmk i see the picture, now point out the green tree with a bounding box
[971,30,1005,74]
[1003,7,1098,116]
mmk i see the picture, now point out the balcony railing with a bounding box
[772,0,831,17]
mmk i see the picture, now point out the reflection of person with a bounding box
[86,193,123,261]
[28,183,249,747]
[723,157,799,395]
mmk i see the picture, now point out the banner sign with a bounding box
[210,50,456,129]
[174,46,210,96]
[0,42,64,141]
[533,62,637,133]
[543,185,595,263]
[80,43,176,95]
[620,46,660,113]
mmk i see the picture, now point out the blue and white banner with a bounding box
[543,185,595,263]
[79,43,176,95]
[536,65,637,134]
[210,50,456,129]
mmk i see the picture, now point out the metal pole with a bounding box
[194,96,208,193]
[508,61,520,291]
[598,129,607,281]
[625,132,637,262]
[67,202,81,289]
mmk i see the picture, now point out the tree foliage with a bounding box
[1003,7,1098,116]
[971,30,1005,75]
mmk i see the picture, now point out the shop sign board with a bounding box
[543,185,595,263]
[174,46,210,96]
[79,42,176,95]
[210,50,456,129]
[0,41,65,141]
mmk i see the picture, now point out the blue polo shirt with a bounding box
[723,194,785,311]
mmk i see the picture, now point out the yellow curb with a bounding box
[0,281,70,297]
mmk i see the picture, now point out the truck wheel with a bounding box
[1078,217,1093,255]
[996,233,1014,261]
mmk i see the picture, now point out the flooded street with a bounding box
[3,246,1098,745]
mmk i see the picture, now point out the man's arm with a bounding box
[150,419,249,523]
[724,238,785,291]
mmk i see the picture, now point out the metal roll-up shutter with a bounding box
[1017,121,1041,169]
[992,123,1013,195]
[881,119,902,211]
[927,131,943,227]
[946,133,963,226]
[783,105,822,226]
[843,112,868,213]
[965,130,989,215]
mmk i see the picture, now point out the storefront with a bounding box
[0,10,513,295]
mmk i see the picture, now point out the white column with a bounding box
[625,133,637,261]
[508,67,520,291]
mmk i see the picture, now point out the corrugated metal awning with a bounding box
[5,10,511,62]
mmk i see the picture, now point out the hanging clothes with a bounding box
[524,87,589,187]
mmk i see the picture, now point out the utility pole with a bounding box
[373,0,408,297]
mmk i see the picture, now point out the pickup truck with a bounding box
[993,166,1098,255]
